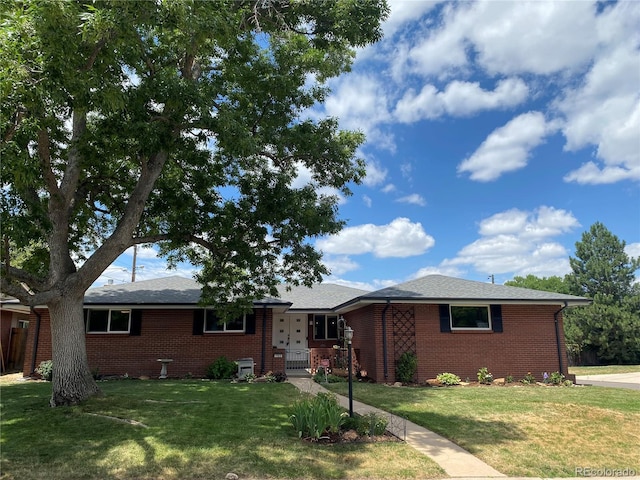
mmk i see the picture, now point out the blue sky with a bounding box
[95,0,640,291]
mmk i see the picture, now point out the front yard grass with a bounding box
[569,364,640,375]
[0,379,443,480]
[325,382,640,477]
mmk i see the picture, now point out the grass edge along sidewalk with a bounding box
[289,377,505,478]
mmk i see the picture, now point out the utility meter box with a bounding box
[237,358,254,379]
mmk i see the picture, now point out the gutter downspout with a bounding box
[261,305,267,375]
[382,299,390,380]
[553,302,569,374]
[29,307,42,376]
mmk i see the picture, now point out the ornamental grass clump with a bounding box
[289,392,348,440]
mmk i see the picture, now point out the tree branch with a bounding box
[1,265,47,293]
[37,128,60,197]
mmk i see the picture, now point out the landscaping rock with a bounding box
[393,381,403,387]
[493,377,505,386]
[225,473,239,480]
[426,379,443,387]
[342,429,359,442]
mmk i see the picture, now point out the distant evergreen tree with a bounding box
[564,223,640,365]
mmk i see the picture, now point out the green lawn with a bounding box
[325,382,640,477]
[0,379,443,480]
[569,365,640,375]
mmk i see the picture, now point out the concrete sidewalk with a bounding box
[576,372,640,390]
[288,377,505,478]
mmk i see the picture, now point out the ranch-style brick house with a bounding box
[3,274,590,382]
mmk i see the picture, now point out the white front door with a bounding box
[273,314,309,369]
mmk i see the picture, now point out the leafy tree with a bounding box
[505,274,571,294]
[0,0,388,406]
[564,222,640,364]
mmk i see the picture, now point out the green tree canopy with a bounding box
[504,275,571,294]
[0,0,388,405]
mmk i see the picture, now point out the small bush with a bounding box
[356,412,388,437]
[548,371,565,385]
[206,356,237,379]
[477,367,493,384]
[506,374,515,383]
[521,372,536,384]
[244,373,257,383]
[436,372,461,386]
[36,360,53,381]
[396,351,418,383]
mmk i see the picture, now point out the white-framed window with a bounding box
[204,310,245,333]
[86,309,131,333]
[314,314,338,340]
[450,305,491,330]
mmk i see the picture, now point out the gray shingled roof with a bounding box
[84,276,285,306]
[275,283,368,310]
[346,275,589,305]
[83,274,589,309]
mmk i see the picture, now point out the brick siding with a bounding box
[344,303,570,383]
[23,308,285,378]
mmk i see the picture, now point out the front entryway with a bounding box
[272,314,310,373]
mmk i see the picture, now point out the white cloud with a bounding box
[626,243,640,260]
[410,265,465,279]
[468,1,598,75]
[362,195,372,208]
[322,255,360,276]
[394,78,529,123]
[559,39,640,184]
[316,217,435,258]
[363,160,388,187]
[457,111,558,181]
[444,206,580,277]
[381,184,396,193]
[321,74,392,146]
[382,0,443,38]
[396,194,426,207]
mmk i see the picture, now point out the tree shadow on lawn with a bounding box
[1,381,439,480]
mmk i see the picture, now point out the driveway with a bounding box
[575,372,640,390]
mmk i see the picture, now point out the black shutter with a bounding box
[83,309,89,332]
[130,310,142,336]
[439,304,451,333]
[193,309,204,335]
[491,305,503,333]
[245,312,256,335]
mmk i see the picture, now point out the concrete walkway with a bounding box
[288,377,505,478]
[576,372,640,390]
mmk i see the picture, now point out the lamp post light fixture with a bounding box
[344,325,354,417]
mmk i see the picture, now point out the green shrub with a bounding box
[436,372,461,385]
[356,412,388,437]
[548,371,565,385]
[289,392,348,440]
[396,351,417,383]
[313,367,346,384]
[521,372,536,384]
[506,374,515,383]
[477,367,493,384]
[205,356,237,379]
[35,360,53,381]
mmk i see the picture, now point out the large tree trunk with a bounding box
[48,293,102,406]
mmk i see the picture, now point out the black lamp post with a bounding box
[344,325,354,417]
